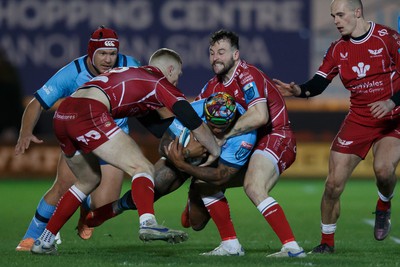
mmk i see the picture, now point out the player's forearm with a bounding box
[191,123,220,157]
[225,104,267,139]
[176,160,237,186]
[177,163,223,185]
[19,98,42,136]
[297,74,330,98]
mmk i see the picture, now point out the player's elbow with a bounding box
[253,113,268,128]
[211,175,230,186]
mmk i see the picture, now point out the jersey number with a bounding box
[76,130,101,145]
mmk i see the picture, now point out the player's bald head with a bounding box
[331,0,363,14]
[149,48,183,86]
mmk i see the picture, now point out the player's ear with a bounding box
[167,65,174,77]
[233,49,240,61]
[354,8,362,18]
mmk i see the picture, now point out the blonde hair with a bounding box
[149,48,182,66]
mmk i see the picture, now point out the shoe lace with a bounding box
[141,219,157,227]
[373,210,389,229]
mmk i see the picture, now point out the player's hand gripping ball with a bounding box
[178,128,206,165]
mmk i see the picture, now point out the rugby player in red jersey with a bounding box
[274,0,400,254]
[191,29,306,258]
[30,48,220,255]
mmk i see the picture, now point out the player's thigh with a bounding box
[326,150,361,191]
[243,153,279,204]
[93,131,154,177]
[373,136,400,174]
[90,164,125,209]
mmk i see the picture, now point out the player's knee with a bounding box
[126,160,155,177]
[53,177,75,197]
[324,179,344,198]
[374,163,395,180]
[243,181,258,200]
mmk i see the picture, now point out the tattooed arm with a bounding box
[223,102,268,140]
[165,138,239,186]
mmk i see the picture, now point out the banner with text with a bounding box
[0,0,311,97]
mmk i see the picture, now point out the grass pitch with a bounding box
[0,178,398,267]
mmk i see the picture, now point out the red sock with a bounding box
[321,233,335,247]
[85,202,116,227]
[376,198,391,211]
[47,187,84,234]
[131,175,155,217]
[206,197,236,241]
[261,202,295,244]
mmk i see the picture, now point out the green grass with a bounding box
[0,178,399,267]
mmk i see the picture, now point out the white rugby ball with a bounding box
[178,128,203,166]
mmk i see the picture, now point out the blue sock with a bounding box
[117,190,137,211]
[23,198,55,240]
[82,195,91,211]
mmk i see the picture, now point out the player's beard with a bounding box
[213,57,235,78]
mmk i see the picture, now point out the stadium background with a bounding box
[0,0,399,178]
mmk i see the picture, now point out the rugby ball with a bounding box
[178,128,204,166]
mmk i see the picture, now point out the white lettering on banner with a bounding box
[161,0,304,31]
[1,33,272,69]
[0,0,152,29]
[0,0,303,31]
[1,0,301,96]
[0,34,79,67]
[162,34,272,68]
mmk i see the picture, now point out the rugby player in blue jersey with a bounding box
[15,26,140,251]
[85,92,257,255]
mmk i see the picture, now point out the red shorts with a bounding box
[254,131,296,175]
[331,117,400,159]
[53,97,121,156]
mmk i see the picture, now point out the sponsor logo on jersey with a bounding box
[235,141,253,160]
[240,141,253,150]
[340,52,348,60]
[378,29,388,37]
[54,111,77,120]
[243,82,259,104]
[352,62,370,79]
[368,48,383,57]
[337,137,353,146]
[43,85,52,95]
[351,80,384,91]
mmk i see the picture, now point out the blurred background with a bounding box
[0,0,399,178]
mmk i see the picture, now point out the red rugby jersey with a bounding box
[317,22,400,126]
[196,60,292,134]
[81,66,186,119]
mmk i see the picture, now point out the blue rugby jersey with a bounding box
[168,99,256,169]
[33,54,140,132]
